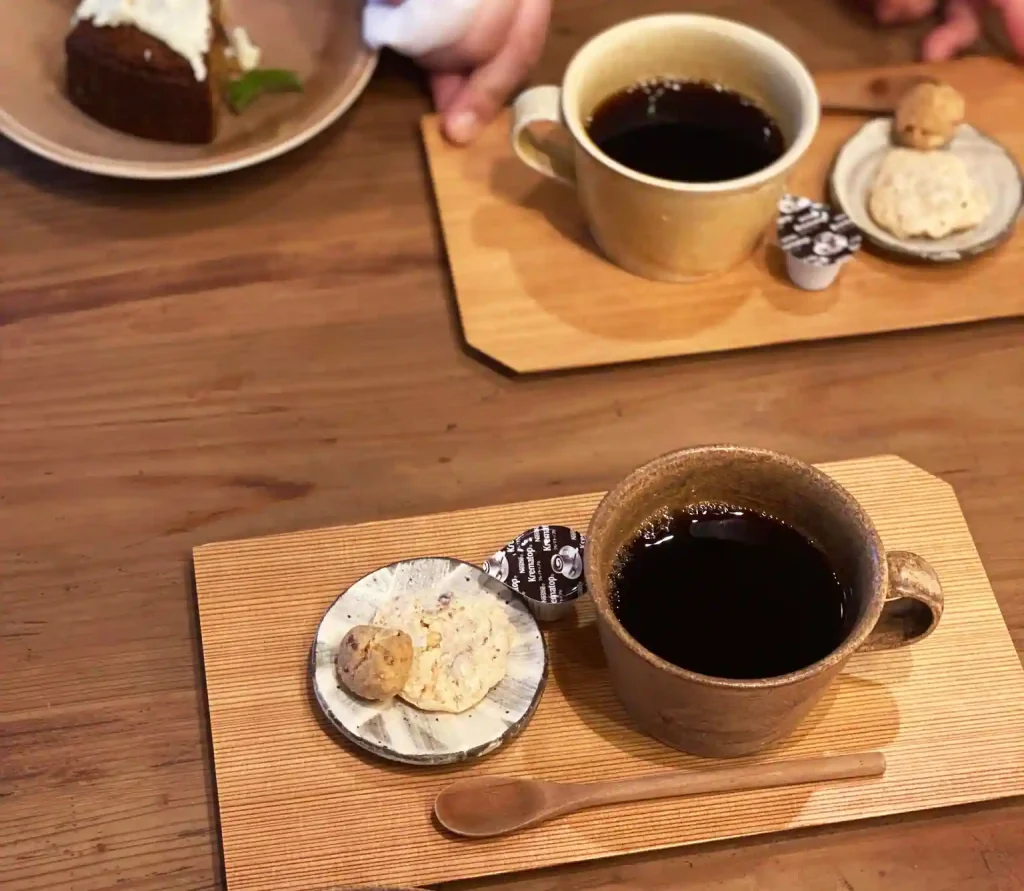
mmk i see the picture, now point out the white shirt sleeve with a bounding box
[363,0,482,58]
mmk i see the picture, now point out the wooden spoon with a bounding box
[435,751,885,838]
[819,73,937,115]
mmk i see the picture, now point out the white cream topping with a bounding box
[227,26,261,72]
[73,0,213,82]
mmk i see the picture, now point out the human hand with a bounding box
[871,0,1024,60]
[366,0,551,144]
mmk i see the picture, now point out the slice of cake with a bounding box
[66,0,228,144]
[65,0,292,146]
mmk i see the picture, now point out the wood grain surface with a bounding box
[424,57,1024,373]
[2,2,1024,891]
[192,456,1024,891]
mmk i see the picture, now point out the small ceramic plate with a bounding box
[311,557,548,766]
[0,0,377,180]
[829,117,1023,262]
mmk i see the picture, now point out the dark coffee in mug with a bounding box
[610,503,854,679]
[586,78,785,183]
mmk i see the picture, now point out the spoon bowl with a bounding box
[435,776,554,838]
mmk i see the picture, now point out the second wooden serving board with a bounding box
[422,57,1024,373]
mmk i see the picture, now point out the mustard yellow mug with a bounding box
[511,14,820,281]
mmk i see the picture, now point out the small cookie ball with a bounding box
[894,81,965,150]
[335,625,413,701]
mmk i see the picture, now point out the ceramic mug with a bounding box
[584,445,943,758]
[510,14,820,281]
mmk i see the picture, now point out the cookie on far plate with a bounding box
[830,117,1023,262]
[894,81,965,150]
[868,148,989,240]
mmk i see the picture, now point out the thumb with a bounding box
[430,71,465,113]
[922,0,982,60]
[442,0,551,144]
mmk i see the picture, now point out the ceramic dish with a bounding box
[829,117,1023,262]
[0,0,377,180]
[310,556,548,765]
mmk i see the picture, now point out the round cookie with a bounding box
[894,81,965,150]
[335,625,413,701]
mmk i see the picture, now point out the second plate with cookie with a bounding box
[830,79,1023,263]
[831,118,1022,262]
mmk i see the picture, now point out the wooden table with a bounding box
[2,2,1022,889]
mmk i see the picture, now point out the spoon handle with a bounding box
[574,751,886,811]
[818,73,935,115]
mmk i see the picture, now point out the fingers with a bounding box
[875,0,939,24]
[922,0,982,59]
[987,0,1024,56]
[441,0,551,144]
[430,71,465,113]
[876,0,1024,62]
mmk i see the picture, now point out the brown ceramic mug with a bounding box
[584,445,944,758]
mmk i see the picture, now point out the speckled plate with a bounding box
[829,117,1023,262]
[310,556,548,766]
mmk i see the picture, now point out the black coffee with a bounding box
[586,78,785,183]
[610,504,853,679]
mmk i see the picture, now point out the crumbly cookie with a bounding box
[336,625,414,701]
[868,147,990,240]
[894,81,966,150]
[372,590,515,713]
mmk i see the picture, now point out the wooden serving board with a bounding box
[421,57,1024,373]
[193,455,1024,891]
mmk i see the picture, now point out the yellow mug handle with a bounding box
[510,86,576,186]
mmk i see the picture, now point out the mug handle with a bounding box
[511,86,576,186]
[861,551,944,652]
